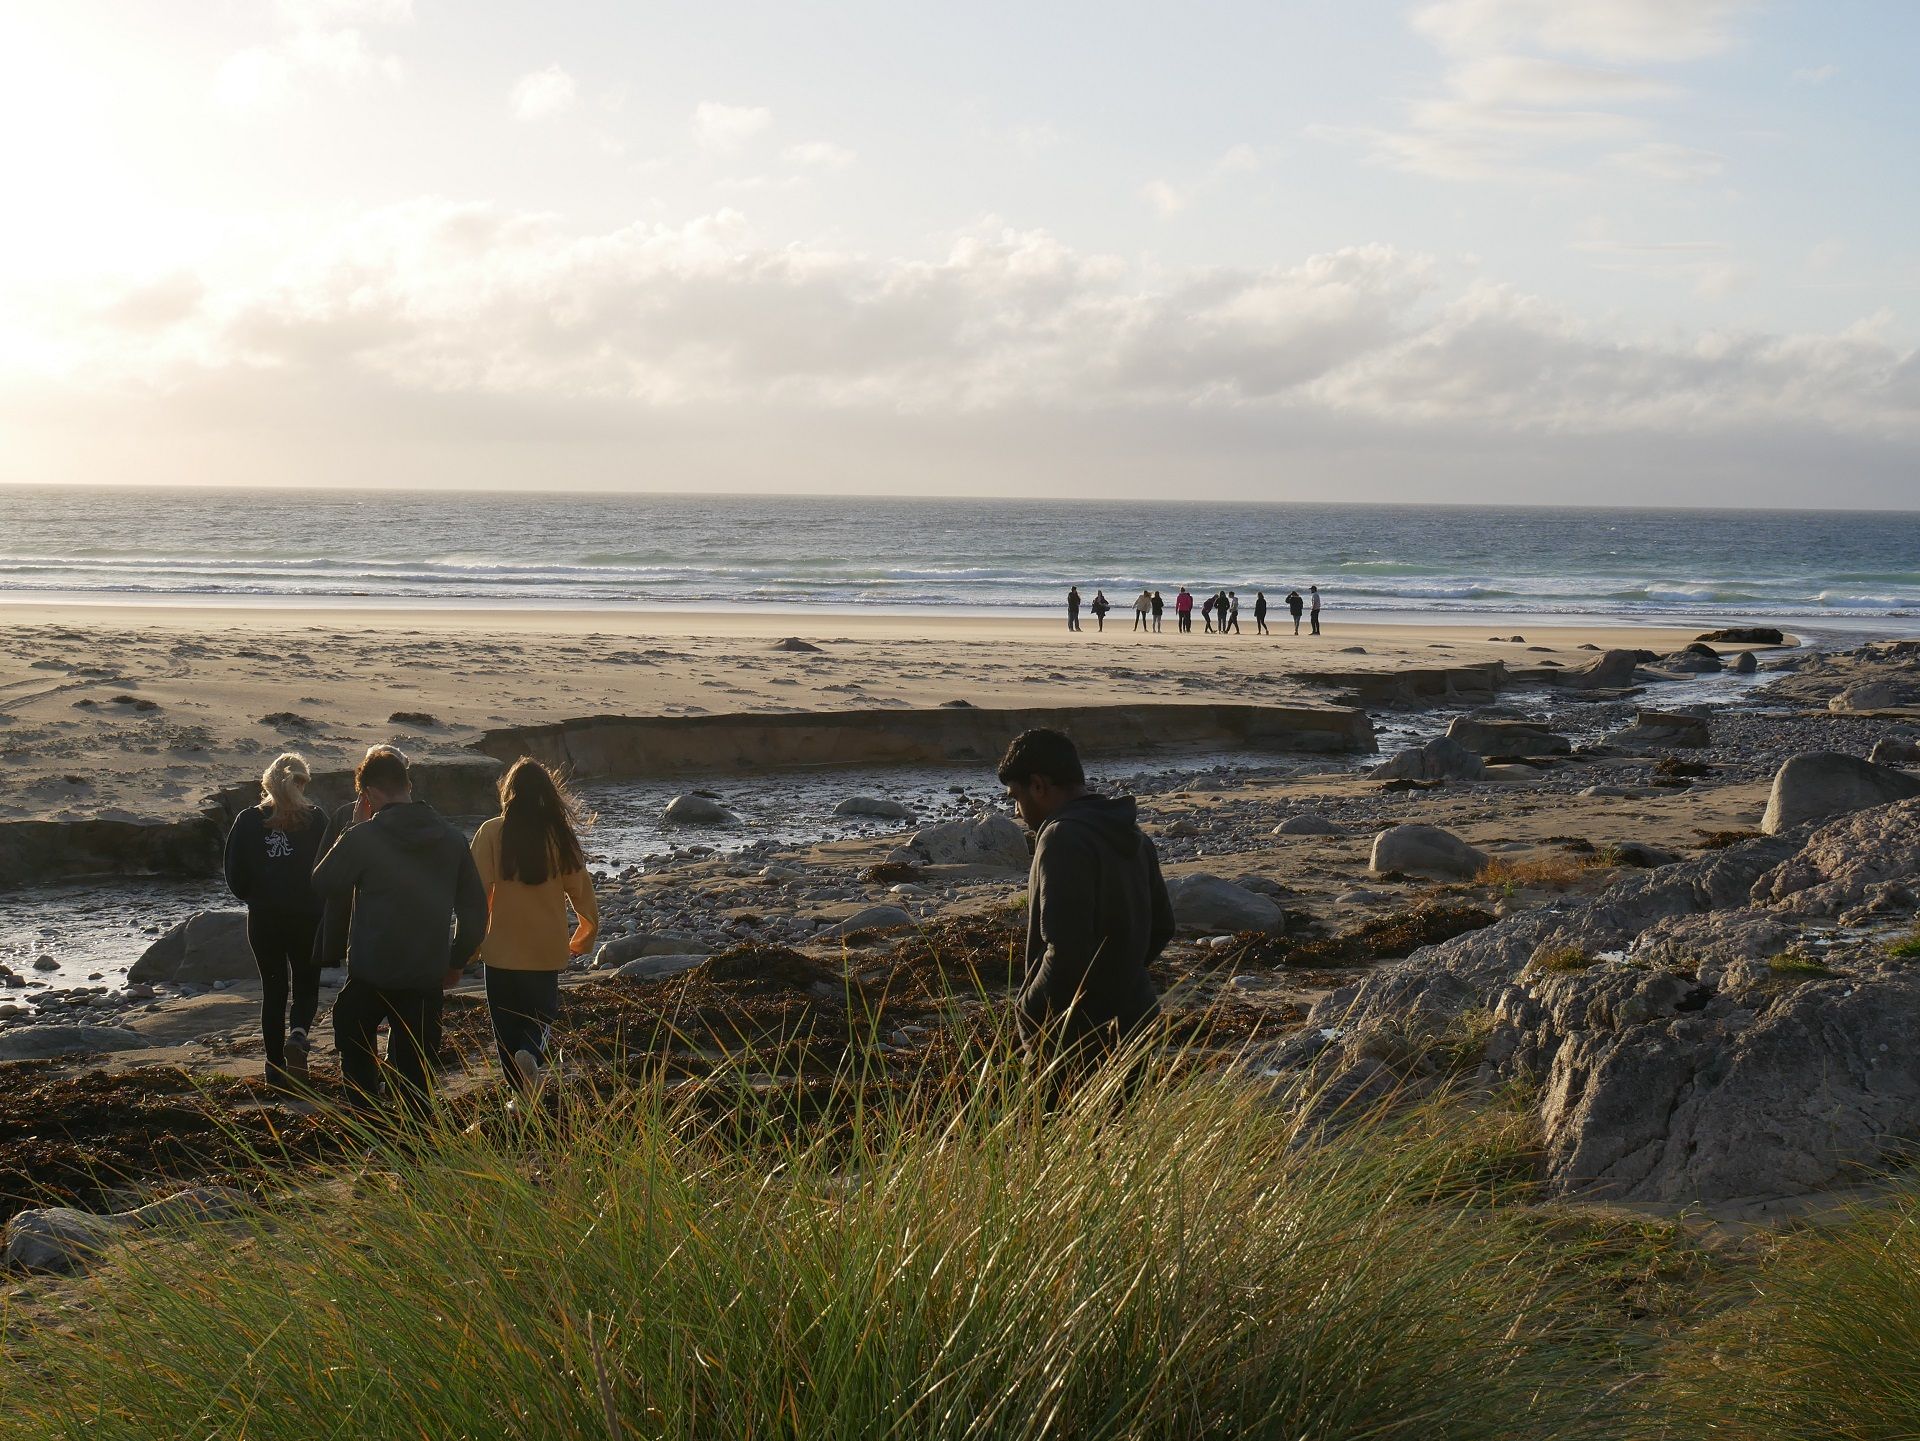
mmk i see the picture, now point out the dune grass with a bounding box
[1661,1185,1920,1438]
[0,1039,1635,1441]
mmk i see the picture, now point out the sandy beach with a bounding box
[0,599,1709,824]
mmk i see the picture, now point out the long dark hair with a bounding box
[497,758,586,885]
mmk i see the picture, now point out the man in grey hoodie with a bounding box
[312,748,486,1112]
[998,729,1171,1081]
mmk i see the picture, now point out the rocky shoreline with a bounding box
[6,630,1920,1265]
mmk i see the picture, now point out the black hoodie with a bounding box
[1019,794,1171,1048]
[223,803,326,916]
[311,800,486,991]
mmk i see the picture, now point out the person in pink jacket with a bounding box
[1174,587,1194,633]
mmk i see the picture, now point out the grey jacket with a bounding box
[311,801,486,991]
[1019,794,1171,1047]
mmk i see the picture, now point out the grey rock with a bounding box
[1273,815,1346,836]
[1612,710,1711,749]
[129,911,255,985]
[612,954,708,982]
[823,905,917,939]
[1553,649,1640,690]
[1760,752,1920,834]
[1369,824,1487,880]
[1870,735,1920,768]
[1831,678,1920,713]
[772,637,823,653]
[594,933,712,968]
[5,1187,247,1276]
[664,794,741,825]
[1445,717,1571,758]
[1370,737,1485,782]
[1733,650,1759,674]
[833,796,917,821]
[905,813,1031,870]
[0,1024,148,1062]
[1164,873,1285,934]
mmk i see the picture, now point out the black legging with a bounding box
[246,907,322,1069]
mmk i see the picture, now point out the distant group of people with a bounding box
[1067,584,1320,636]
[224,746,597,1113]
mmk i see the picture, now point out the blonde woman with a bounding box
[223,752,327,1087]
[470,758,598,1091]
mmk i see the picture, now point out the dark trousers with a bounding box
[1068,609,1079,631]
[1291,613,1302,633]
[1133,611,1147,631]
[1256,615,1268,634]
[246,908,322,1070]
[333,977,437,1114]
[1311,611,1321,635]
[485,966,560,1083]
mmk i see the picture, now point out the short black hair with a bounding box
[996,729,1085,788]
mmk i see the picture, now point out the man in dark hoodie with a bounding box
[312,747,486,1113]
[998,729,1171,1085]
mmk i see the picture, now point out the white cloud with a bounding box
[1142,145,1269,215]
[1607,141,1726,182]
[1412,0,1755,63]
[1791,63,1840,86]
[1142,179,1186,217]
[691,101,772,155]
[510,65,577,122]
[215,0,410,110]
[1447,55,1674,106]
[216,27,404,109]
[785,141,856,170]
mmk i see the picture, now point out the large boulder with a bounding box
[4,1187,247,1276]
[1612,710,1711,749]
[1553,650,1639,690]
[833,797,917,822]
[1830,678,1920,714]
[1445,717,1571,758]
[1164,873,1285,934]
[1732,650,1759,674]
[1869,735,1920,768]
[129,911,254,985]
[822,904,917,939]
[1760,752,1920,834]
[1370,737,1485,782]
[1369,825,1487,880]
[613,954,708,982]
[594,932,712,969]
[1658,649,1723,674]
[1273,814,1347,836]
[664,794,740,825]
[0,1024,148,1062]
[904,813,1031,870]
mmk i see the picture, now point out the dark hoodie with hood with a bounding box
[1019,793,1171,1048]
[311,800,487,992]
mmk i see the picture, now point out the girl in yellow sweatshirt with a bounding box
[470,758,598,1090]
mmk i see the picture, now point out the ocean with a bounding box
[1,486,1917,624]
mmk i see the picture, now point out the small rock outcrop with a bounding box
[824,904,917,939]
[664,794,741,826]
[1273,814,1346,836]
[1830,678,1920,713]
[612,954,708,982]
[1869,735,1920,768]
[1551,650,1639,690]
[904,813,1031,870]
[594,932,712,968]
[1369,825,1487,880]
[1612,710,1711,749]
[1698,627,1784,645]
[4,1187,247,1276]
[0,1024,148,1063]
[1760,752,1920,834]
[833,797,917,821]
[129,911,255,985]
[1370,737,1485,783]
[1444,716,1571,758]
[1164,873,1284,934]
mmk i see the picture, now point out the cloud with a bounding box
[691,101,772,155]
[1412,0,1755,63]
[510,65,578,121]
[216,0,410,110]
[1572,237,1744,296]
[1606,141,1726,182]
[1791,63,1840,86]
[1141,179,1186,217]
[1142,145,1271,216]
[785,141,856,171]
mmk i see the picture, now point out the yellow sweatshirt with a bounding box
[470,816,599,972]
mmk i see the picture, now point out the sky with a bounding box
[0,0,1916,506]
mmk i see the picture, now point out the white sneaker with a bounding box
[284,1029,311,1085]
